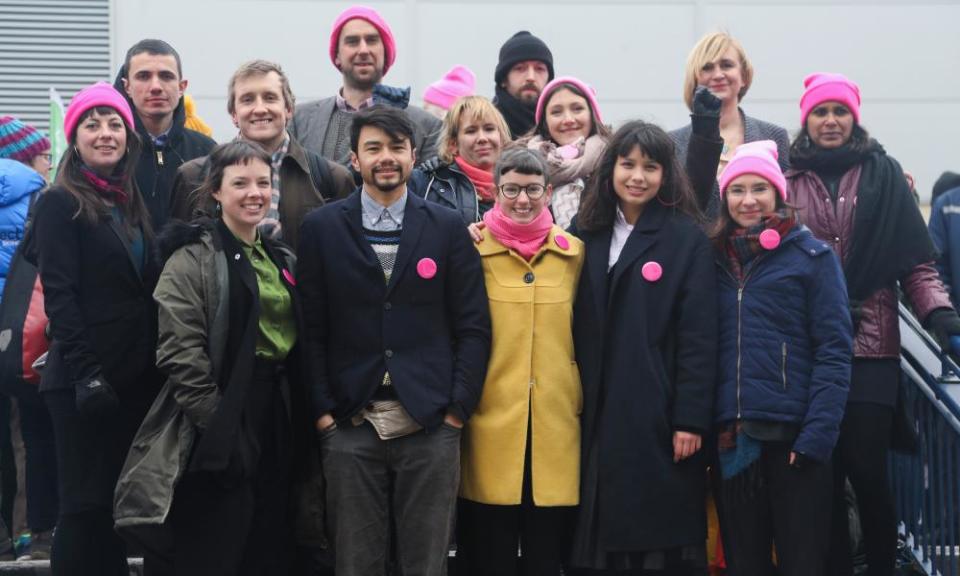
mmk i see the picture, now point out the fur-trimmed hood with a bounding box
[155,218,216,266]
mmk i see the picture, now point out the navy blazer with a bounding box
[297,189,491,430]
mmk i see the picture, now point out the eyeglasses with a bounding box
[38,153,52,162]
[498,183,546,199]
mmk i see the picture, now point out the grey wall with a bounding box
[112,0,960,202]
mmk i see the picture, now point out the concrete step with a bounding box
[0,558,142,574]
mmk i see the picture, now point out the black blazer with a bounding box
[297,190,491,430]
[30,186,161,405]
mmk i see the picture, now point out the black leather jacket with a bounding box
[410,158,493,225]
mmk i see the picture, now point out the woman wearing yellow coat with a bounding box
[457,147,584,576]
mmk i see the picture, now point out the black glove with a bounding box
[75,374,119,418]
[690,86,722,141]
[789,451,814,471]
[925,308,960,352]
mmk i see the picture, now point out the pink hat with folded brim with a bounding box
[799,72,861,125]
[329,5,397,76]
[423,65,476,110]
[719,140,787,201]
[63,82,135,143]
[535,76,603,127]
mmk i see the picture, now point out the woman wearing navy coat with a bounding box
[711,141,852,576]
[569,120,719,575]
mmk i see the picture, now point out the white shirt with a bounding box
[608,206,634,271]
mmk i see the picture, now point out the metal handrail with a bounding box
[893,303,960,576]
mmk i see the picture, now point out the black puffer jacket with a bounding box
[112,69,216,229]
[409,157,493,225]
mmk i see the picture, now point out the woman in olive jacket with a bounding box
[116,141,314,576]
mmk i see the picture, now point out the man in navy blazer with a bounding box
[297,106,490,576]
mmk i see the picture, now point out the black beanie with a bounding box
[494,31,555,86]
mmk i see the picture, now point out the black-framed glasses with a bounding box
[498,183,546,199]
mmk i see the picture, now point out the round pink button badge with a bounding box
[641,261,662,282]
[759,229,781,250]
[417,257,438,279]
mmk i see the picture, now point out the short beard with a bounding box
[343,67,384,91]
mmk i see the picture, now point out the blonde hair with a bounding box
[682,32,754,111]
[437,96,512,164]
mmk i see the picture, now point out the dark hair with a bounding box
[708,188,795,243]
[55,106,150,238]
[494,147,549,185]
[534,82,611,142]
[789,122,871,165]
[350,106,416,154]
[123,39,183,79]
[194,141,272,213]
[576,120,700,231]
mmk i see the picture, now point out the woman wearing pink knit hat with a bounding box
[787,73,960,576]
[521,76,611,229]
[29,81,162,575]
[711,140,851,576]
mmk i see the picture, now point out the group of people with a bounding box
[1,4,959,576]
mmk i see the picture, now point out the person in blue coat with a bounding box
[0,159,45,298]
[710,141,852,576]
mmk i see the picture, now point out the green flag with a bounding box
[49,87,67,173]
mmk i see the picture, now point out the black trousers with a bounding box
[44,388,145,576]
[827,402,896,576]
[719,442,832,576]
[146,362,293,576]
[457,497,573,576]
[456,418,574,576]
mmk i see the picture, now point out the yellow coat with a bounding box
[460,225,584,506]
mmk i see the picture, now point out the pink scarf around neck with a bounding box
[482,203,554,261]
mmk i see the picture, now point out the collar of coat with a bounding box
[477,225,581,259]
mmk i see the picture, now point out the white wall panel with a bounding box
[110,0,960,201]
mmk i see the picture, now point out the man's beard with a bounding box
[344,66,384,91]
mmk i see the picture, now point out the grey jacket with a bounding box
[290,95,442,165]
[670,109,790,218]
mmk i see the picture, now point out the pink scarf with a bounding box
[454,156,495,202]
[482,203,554,261]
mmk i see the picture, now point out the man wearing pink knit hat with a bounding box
[290,5,441,167]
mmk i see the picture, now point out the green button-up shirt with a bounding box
[238,234,297,360]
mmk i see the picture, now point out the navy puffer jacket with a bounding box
[715,224,852,462]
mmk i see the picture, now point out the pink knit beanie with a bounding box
[328,5,397,76]
[535,76,603,126]
[64,82,135,143]
[799,72,861,125]
[719,140,787,200]
[423,65,476,110]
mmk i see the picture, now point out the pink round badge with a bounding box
[282,268,296,286]
[557,144,580,160]
[417,257,438,279]
[641,261,663,282]
[554,235,570,250]
[759,229,781,251]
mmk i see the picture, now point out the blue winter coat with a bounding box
[928,186,960,306]
[0,159,45,299]
[715,225,852,463]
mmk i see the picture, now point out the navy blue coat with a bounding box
[296,190,491,430]
[570,201,718,563]
[715,225,852,463]
[929,186,960,307]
